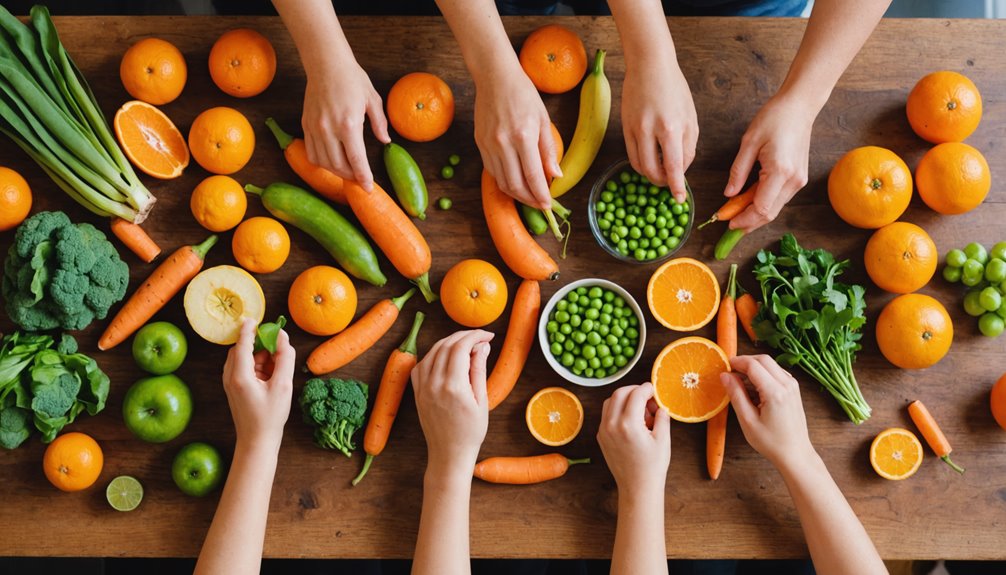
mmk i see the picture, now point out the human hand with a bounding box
[720,355,815,471]
[221,319,296,451]
[474,69,561,210]
[301,58,390,191]
[621,59,698,204]
[411,330,494,475]
[597,382,671,495]
[723,96,814,232]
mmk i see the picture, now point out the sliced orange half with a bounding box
[652,336,730,422]
[647,257,720,331]
[114,100,189,179]
[870,427,923,480]
[526,386,584,446]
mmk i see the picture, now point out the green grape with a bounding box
[945,248,967,268]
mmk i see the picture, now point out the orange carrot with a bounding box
[307,288,416,375]
[697,184,757,230]
[98,235,218,350]
[487,280,540,410]
[708,263,738,480]
[343,181,436,303]
[352,311,425,486]
[473,454,589,485]
[736,292,760,343]
[110,218,161,263]
[266,117,346,204]
[908,400,965,474]
[482,169,559,281]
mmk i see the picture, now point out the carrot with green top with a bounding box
[908,400,965,474]
[474,454,589,484]
[265,117,346,204]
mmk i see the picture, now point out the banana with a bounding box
[549,49,611,199]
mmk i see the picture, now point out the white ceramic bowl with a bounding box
[538,278,647,387]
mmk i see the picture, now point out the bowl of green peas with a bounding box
[588,159,694,264]
[539,278,646,387]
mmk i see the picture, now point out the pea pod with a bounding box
[383,142,428,220]
[715,228,746,261]
[245,182,387,286]
[520,203,548,236]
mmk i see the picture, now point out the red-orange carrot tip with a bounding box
[908,400,965,474]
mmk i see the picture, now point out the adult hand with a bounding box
[411,330,494,474]
[221,319,296,451]
[474,70,561,209]
[720,355,815,470]
[597,382,671,495]
[301,59,390,191]
[723,97,814,232]
[622,60,698,204]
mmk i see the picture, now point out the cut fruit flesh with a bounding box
[184,265,265,344]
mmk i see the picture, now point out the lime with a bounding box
[945,248,967,268]
[963,290,986,317]
[991,241,1006,262]
[979,313,1005,338]
[985,258,1006,283]
[106,475,143,512]
[942,265,962,283]
[964,242,989,265]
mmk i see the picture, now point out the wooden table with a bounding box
[1,15,1005,561]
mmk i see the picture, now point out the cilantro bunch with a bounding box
[752,234,871,424]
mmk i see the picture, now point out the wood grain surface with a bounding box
[1,15,1005,560]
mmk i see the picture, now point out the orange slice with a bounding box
[114,100,189,179]
[870,427,924,480]
[647,257,720,331]
[652,336,730,422]
[526,387,584,446]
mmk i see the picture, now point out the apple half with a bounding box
[184,265,265,345]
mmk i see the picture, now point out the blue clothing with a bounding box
[496,0,808,16]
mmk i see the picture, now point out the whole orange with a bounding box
[992,373,1006,432]
[208,28,276,98]
[0,166,32,232]
[828,146,912,229]
[440,259,508,328]
[906,71,982,144]
[232,217,290,274]
[876,293,953,370]
[188,107,255,175]
[190,175,246,232]
[386,72,454,142]
[864,222,937,294]
[519,24,587,94]
[119,38,187,105]
[288,266,358,336]
[915,142,990,215]
[43,432,104,492]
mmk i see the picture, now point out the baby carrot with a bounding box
[110,217,161,262]
[908,400,965,474]
[735,292,760,344]
[697,184,757,230]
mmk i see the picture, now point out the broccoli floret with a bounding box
[56,334,78,355]
[0,404,32,450]
[30,350,81,419]
[1,211,129,332]
[299,378,368,457]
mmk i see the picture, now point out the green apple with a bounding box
[172,442,224,497]
[132,321,188,375]
[122,375,193,443]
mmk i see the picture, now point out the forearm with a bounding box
[778,451,885,575]
[273,0,355,73]
[435,0,522,88]
[776,0,891,113]
[412,465,474,575]
[608,0,676,68]
[194,441,281,575]
[610,486,668,575]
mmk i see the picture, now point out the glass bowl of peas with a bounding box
[538,278,647,387]
[588,159,694,264]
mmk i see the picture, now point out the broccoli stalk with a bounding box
[299,377,368,457]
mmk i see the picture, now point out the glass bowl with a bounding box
[587,158,695,265]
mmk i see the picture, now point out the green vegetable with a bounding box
[448,153,461,166]
[440,165,454,179]
[299,377,368,457]
[437,196,452,210]
[752,234,870,424]
[0,6,155,222]
[383,142,428,220]
[246,182,386,286]
[546,285,639,378]
[254,315,287,354]
[592,171,690,261]
[520,203,548,236]
[2,211,129,331]
[715,228,746,261]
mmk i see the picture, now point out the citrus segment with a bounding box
[114,100,189,179]
[526,387,584,446]
[870,427,923,480]
[647,257,720,331]
[652,336,731,422]
[106,475,144,512]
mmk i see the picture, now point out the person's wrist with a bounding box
[771,441,820,479]
[235,430,284,459]
[425,456,475,487]
[769,86,826,122]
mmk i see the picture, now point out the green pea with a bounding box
[561,323,574,336]
[584,367,595,378]
[626,194,637,205]
[448,153,461,166]
[597,344,611,357]
[636,195,648,207]
[590,299,603,310]
[615,355,628,367]
[628,239,639,251]
[550,342,562,356]
[588,357,601,370]
[574,358,588,371]
[599,313,612,325]
[581,319,595,332]
[601,355,615,368]
[572,331,587,344]
[638,175,648,184]
[658,228,670,240]
[671,203,684,215]
[601,302,613,314]
[634,249,647,261]
[554,310,569,323]
[678,213,690,226]
[629,227,642,239]
[576,287,587,295]
[437,197,453,210]
[625,214,637,226]
[604,291,615,302]
[617,240,628,253]
[595,201,606,213]
[564,340,575,352]
[628,315,639,327]
[547,321,559,333]
[651,237,664,248]
[626,327,639,340]
[576,296,588,308]
[667,236,681,249]
[619,336,630,347]
[614,297,625,308]
[639,239,650,249]
[614,197,625,208]
[561,353,574,367]
[440,165,455,179]
[612,344,623,356]
[582,346,596,360]
[682,202,691,213]
[619,172,631,184]
[598,219,611,231]
[570,315,582,328]
[672,225,685,238]
[587,332,602,346]
[646,249,657,260]
[598,324,610,337]
[618,226,629,237]
[657,244,670,256]
[644,225,656,238]
[586,286,601,299]
[606,180,618,192]
[585,308,600,320]
[626,183,637,193]
[645,213,657,225]
[606,334,618,346]
[568,303,580,315]
[553,332,566,343]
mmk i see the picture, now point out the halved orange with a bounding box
[526,387,584,446]
[652,336,730,423]
[870,427,924,480]
[647,257,720,331]
[114,100,189,179]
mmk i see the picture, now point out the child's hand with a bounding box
[411,330,494,475]
[597,383,671,495]
[720,355,815,470]
[221,319,296,451]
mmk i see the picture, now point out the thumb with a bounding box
[470,342,490,406]
[721,372,758,428]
